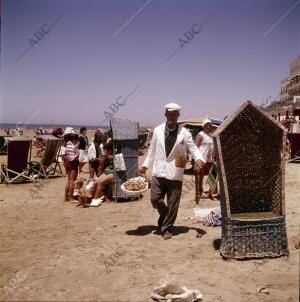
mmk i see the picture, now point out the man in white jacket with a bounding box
[139,103,205,240]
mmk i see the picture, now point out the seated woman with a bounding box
[93,142,114,202]
[74,143,114,206]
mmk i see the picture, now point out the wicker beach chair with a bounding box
[30,134,63,178]
[0,137,32,184]
[110,117,139,201]
[213,101,288,259]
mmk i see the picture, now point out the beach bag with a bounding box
[114,153,126,171]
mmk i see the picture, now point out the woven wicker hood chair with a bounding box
[213,101,289,259]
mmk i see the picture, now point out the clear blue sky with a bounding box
[0,0,299,126]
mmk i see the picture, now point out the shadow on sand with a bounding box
[126,225,207,237]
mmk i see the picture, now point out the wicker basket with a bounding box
[213,101,289,259]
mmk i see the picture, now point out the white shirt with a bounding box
[197,130,214,162]
[143,123,205,181]
[87,143,103,161]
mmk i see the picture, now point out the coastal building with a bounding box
[287,55,300,98]
[265,55,300,119]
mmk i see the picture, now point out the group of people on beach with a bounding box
[4,128,24,136]
[62,127,115,206]
[4,126,64,137]
[23,101,216,239]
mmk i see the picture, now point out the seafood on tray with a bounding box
[122,176,148,192]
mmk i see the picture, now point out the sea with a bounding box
[0,123,110,130]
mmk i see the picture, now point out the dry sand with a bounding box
[0,130,299,302]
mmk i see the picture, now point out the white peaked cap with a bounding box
[165,102,182,112]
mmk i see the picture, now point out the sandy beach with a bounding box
[2,0,300,300]
[0,129,299,302]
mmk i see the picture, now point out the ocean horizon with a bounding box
[0,123,110,130]
[0,123,153,131]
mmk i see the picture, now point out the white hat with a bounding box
[165,102,181,112]
[63,127,76,136]
[202,118,212,126]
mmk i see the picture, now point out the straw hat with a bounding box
[202,118,212,126]
[63,127,76,136]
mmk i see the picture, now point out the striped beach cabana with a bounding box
[110,117,139,200]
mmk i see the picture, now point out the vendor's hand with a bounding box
[195,159,205,171]
[138,166,147,176]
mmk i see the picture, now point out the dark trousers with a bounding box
[150,176,183,233]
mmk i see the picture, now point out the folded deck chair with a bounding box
[0,136,8,155]
[30,135,63,178]
[206,162,218,193]
[0,137,32,184]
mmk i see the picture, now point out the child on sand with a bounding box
[63,128,80,202]
[73,179,96,207]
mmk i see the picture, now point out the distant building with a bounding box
[290,55,300,77]
[280,78,290,103]
[287,56,300,97]
[265,55,300,119]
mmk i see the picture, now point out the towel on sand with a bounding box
[194,207,222,227]
[150,281,203,302]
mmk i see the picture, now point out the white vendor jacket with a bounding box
[143,123,205,181]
